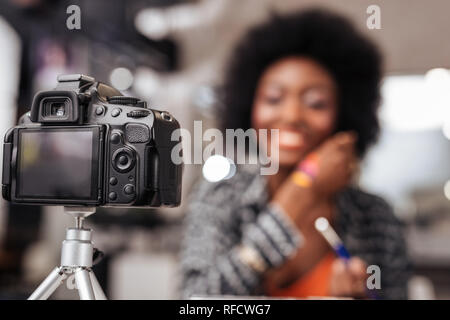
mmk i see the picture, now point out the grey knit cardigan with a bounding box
[180,165,410,299]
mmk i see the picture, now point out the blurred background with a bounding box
[0,0,450,299]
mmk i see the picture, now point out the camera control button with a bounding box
[124,184,135,195]
[112,148,135,173]
[108,192,117,201]
[109,177,118,185]
[161,112,172,121]
[127,110,150,118]
[110,133,121,144]
[95,106,104,116]
[111,108,121,117]
[118,155,128,165]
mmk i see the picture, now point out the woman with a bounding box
[180,9,410,299]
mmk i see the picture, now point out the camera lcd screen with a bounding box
[16,127,100,201]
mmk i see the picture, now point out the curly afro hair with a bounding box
[221,8,383,157]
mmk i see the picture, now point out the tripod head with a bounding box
[64,206,96,229]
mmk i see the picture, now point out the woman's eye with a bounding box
[264,95,282,105]
[307,100,328,110]
[302,89,333,110]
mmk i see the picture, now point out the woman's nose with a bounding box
[280,96,306,124]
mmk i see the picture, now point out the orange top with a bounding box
[268,252,336,298]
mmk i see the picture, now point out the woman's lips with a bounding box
[278,129,306,150]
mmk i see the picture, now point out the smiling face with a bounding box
[251,56,338,168]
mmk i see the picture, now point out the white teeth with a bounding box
[279,131,304,147]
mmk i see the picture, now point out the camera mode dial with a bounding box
[107,96,147,109]
[107,96,139,105]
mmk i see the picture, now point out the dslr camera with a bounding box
[2,74,182,207]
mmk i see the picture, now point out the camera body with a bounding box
[2,74,182,207]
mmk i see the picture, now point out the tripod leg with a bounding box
[28,267,67,300]
[75,268,95,300]
[89,270,107,300]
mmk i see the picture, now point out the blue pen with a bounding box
[314,217,378,299]
[314,217,350,260]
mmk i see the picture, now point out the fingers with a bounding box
[329,259,352,296]
[333,131,358,148]
[348,257,368,297]
[329,257,368,298]
[334,132,358,177]
[321,132,357,161]
[348,257,367,278]
[315,131,357,158]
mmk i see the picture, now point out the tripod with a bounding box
[28,207,107,300]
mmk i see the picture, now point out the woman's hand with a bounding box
[328,257,368,298]
[310,131,358,198]
[271,131,357,226]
